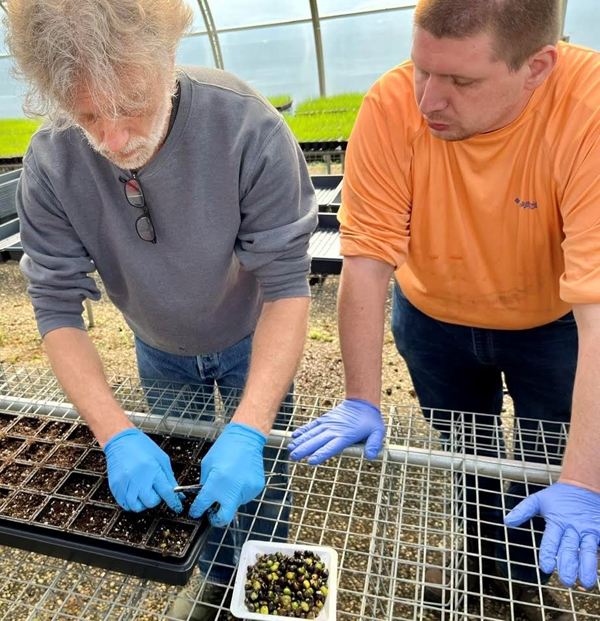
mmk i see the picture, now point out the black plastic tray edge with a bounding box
[0,516,212,586]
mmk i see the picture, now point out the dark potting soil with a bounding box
[25,467,66,493]
[1,491,45,520]
[0,413,16,430]
[147,520,193,556]
[18,441,54,463]
[0,437,25,460]
[45,445,85,468]
[91,480,116,505]
[0,462,33,486]
[78,450,106,473]
[65,425,96,445]
[72,504,117,535]
[109,512,154,545]
[162,437,203,463]
[10,417,44,436]
[57,472,100,498]
[36,421,73,441]
[35,498,80,527]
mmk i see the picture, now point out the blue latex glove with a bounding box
[504,482,600,589]
[104,428,183,514]
[189,422,267,527]
[288,398,385,465]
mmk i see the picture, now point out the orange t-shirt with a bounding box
[339,42,600,330]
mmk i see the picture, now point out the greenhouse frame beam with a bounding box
[183,4,417,38]
[561,0,569,40]
[196,0,224,70]
[309,0,327,97]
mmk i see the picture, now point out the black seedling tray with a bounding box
[0,410,212,585]
[312,175,343,211]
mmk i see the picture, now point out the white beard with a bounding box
[82,91,173,170]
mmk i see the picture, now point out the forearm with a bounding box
[44,327,134,446]
[560,303,600,493]
[232,296,310,435]
[338,256,395,407]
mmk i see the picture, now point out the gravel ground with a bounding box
[0,261,597,620]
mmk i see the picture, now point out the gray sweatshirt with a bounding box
[17,67,318,356]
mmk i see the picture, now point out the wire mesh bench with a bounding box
[0,365,596,620]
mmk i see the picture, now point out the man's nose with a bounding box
[418,77,449,116]
[99,121,130,153]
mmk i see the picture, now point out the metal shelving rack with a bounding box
[0,365,597,620]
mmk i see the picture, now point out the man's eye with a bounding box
[453,79,474,87]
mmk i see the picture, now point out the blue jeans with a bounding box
[391,283,577,584]
[135,333,291,585]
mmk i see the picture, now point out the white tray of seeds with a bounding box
[230,540,338,620]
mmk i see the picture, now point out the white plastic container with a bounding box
[230,540,338,620]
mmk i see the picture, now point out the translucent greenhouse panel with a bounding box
[218,23,320,105]
[0,17,8,56]
[322,8,415,96]
[210,1,310,30]
[177,34,215,68]
[564,0,600,50]
[0,57,27,119]
[184,0,209,33]
[318,0,416,17]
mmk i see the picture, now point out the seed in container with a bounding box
[243,550,329,617]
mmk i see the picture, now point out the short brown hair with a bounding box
[414,0,562,71]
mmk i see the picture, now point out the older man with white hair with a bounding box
[4,1,317,619]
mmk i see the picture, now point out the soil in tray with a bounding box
[34,498,80,526]
[78,450,106,473]
[91,480,116,505]
[10,417,44,437]
[45,445,85,468]
[1,491,45,519]
[146,433,165,447]
[108,512,154,545]
[162,437,203,463]
[0,462,33,486]
[18,441,54,463]
[0,437,25,460]
[180,464,201,486]
[0,413,16,430]
[25,467,66,492]
[36,420,73,441]
[171,461,187,480]
[65,425,96,445]
[72,504,116,535]
[148,520,194,556]
[57,472,100,498]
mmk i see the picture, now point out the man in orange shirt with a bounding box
[289,0,600,617]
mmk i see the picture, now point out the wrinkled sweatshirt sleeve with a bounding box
[17,163,101,337]
[236,120,318,301]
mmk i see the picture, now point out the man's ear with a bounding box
[525,45,558,90]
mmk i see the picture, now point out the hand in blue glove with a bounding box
[504,482,600,589]
[104,428,183,514]
[288,398,385,465]
[189,423,266,527]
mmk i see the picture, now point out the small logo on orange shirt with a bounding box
[514,198,539,210]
